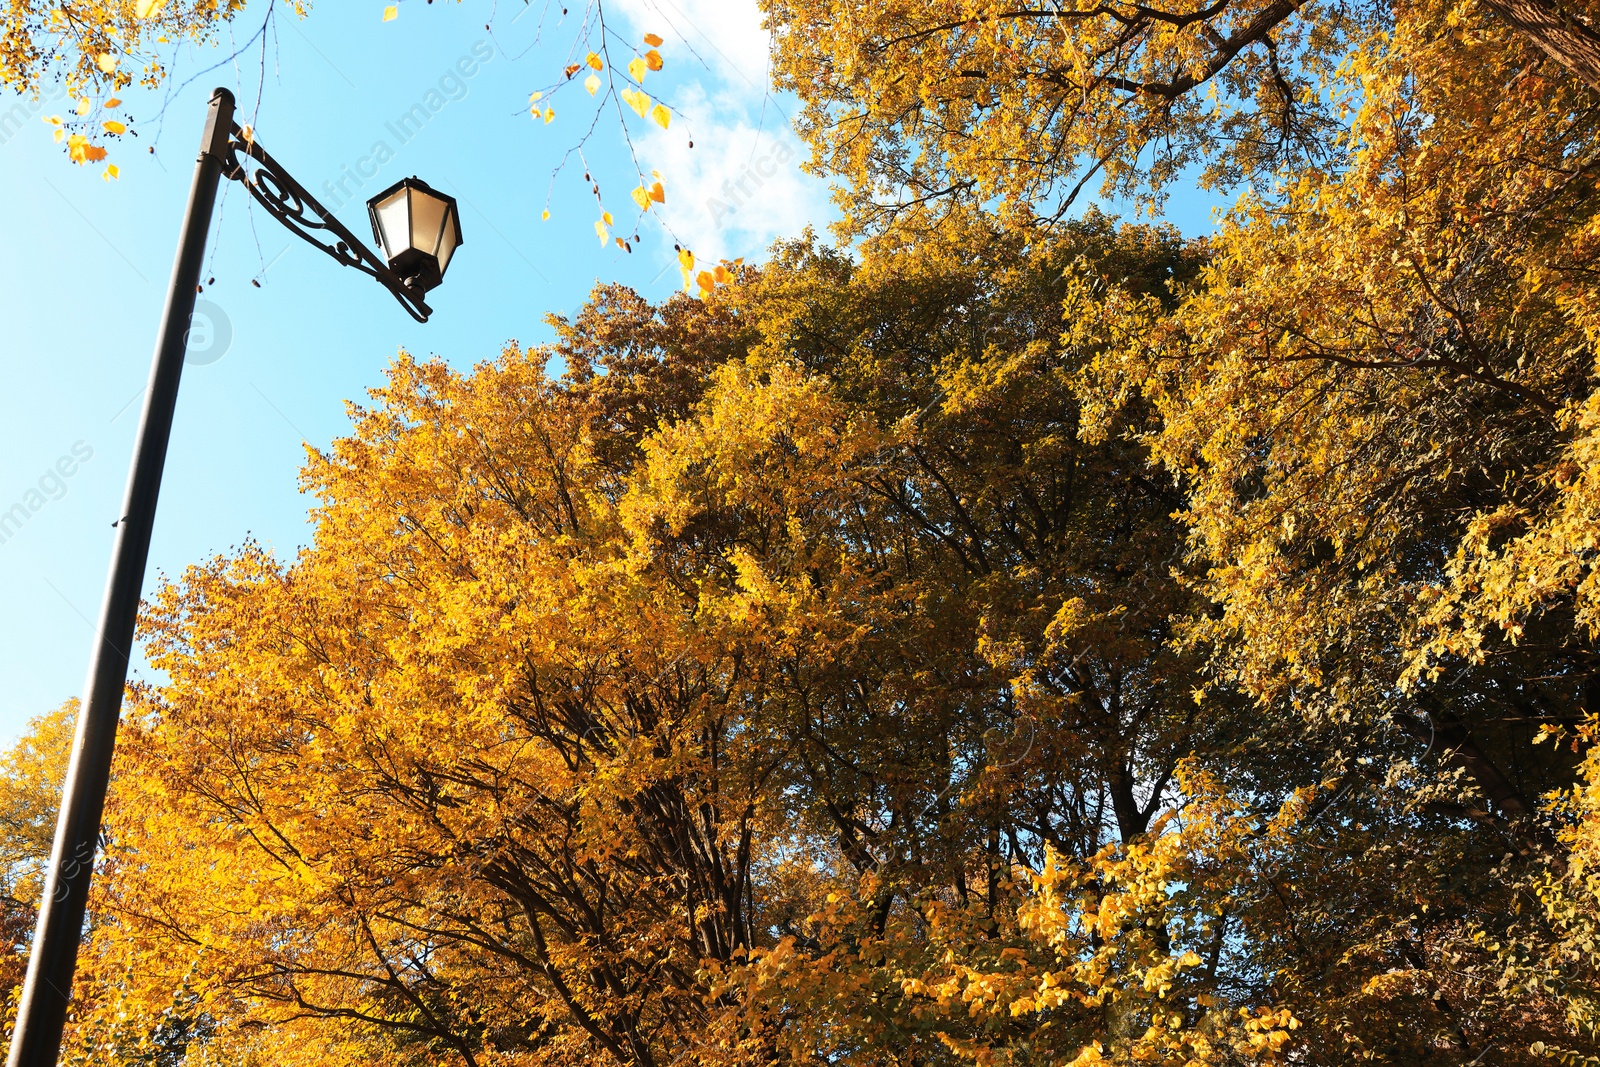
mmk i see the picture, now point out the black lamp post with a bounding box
[5,86,464,1067]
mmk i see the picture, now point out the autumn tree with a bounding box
[0,703,74,1021]
[11,0,1595,1060]
[762,0,1600,231]
[744,211,1598,1063]
[46,213,1329,1066]
[1044,0,1600,1057]
[762,0,1600,1048]
[49,185,1600,1065]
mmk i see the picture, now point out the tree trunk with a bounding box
[1487,0,1600,94]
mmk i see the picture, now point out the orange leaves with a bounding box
[630,180,665,211]
[66,133,107,163]
[626,44,664,82]
[712,260,737,285]
[40,92,130,168]
[73,316,819,1064]
[678,252,742,299]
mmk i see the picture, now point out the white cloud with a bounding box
[638,85,830,266]
[609,0,834,275]
[609,0,773,94]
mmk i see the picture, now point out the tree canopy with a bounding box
[0,704,74,1016]
[762,0,1600,233]
[25,206,1595,1065]
[5,0,1600,1063]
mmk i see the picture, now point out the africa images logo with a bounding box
[185,300,232,366]
[0,442,94,547]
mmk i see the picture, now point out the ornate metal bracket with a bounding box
[220,123,433,323]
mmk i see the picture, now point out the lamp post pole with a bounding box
[5,85,237,1067]
[6,84,458,1066]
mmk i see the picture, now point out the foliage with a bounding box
[1,0,251,169]
[38,219,1254,1065]
[761,0,1600,234]
[0,703,74,1029]
[1070,0,1600,790]
[40,185,1594,1066]
[758,0,1600,1055]
[15,0,1600,1058]
[1055,0,1600,1055]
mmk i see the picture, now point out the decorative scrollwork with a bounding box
[221,124,432,323]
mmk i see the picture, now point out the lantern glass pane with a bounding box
[372,187,411,258]
[435,206,460,274]
[410,190,449,259]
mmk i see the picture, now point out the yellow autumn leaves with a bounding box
[532,32,672,133]
[619,42,669,125]
[526,30,678,254]
[62,228,1286,1067]
[2,0,239,172]
[42,92,125,172]
[8,0,1600,1062]
[618,87,671,128]
[632,180,666,210]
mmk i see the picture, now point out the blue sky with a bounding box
[0,0,1223,744]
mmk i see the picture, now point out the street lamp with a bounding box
[368,177,464,295]
[225,104,457,322]
[6,86,463,1067]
